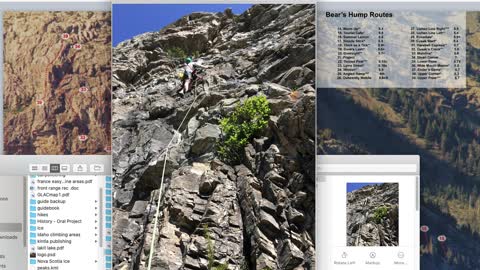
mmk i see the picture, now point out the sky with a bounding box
[112,4,253,46]
[346,183,383,193]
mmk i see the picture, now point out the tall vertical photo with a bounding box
[112,3,315,269]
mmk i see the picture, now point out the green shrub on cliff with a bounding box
[218,95,270,164]
[166,47,187,59]
[373,206,389,224]
[204,225,229,270]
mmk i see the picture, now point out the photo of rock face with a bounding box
[3,11,111,155]
[112,4,315,270]
[346,183,399,247]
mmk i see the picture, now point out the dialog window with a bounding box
[0,1,112,270]
[0,155,112,270]
[317,155,420,270]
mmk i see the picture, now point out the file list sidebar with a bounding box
[0,176,27,269]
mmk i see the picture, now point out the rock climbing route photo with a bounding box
[3,11,111,155]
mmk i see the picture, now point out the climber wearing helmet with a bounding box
[180,57,207,96]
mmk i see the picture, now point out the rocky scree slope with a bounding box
[3,11,111,154]
[346,183,399,247]
[112,5,315,270]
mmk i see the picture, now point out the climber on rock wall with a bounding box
[181,56,207,96]
[112,4,316,269]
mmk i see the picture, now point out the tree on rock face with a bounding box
[388,90,400,108]
[218,95,270,164]
[425,120,435,142]
[415,110,425,137]
[441,133,449,152]
[204,225,229,270]
[408,108,417,131]
[371,88,383,99]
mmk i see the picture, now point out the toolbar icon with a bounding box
[50,164,60,173]
[73,164,87,173]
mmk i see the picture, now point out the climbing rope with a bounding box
[147,91,201,270]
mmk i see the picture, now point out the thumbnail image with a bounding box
[346,183,399,247]
[3,11,111,155]
[112,4,315,270]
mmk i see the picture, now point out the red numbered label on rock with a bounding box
[78,135,88,142]
[437,235,447,242]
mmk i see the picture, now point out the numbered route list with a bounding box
[317,11,466,88]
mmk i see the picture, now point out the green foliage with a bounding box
[166,47,187,59]
[240,261,249,270]
[373,206,389,224]
[192,50,201,59]
[204,225,229,270]
[388,90,400,108]
[165,47,201,60]
[318,129,334,140]
[13,105,25,114]
[373,106,387,120]
[218,95,271,164]
[363,84,480,267]
[378,89,480,176]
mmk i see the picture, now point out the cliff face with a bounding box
[3,11,111,154]
[346,183,399,247]
[112,5,315,270]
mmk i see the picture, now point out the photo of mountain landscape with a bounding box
[112,4,315,270]
[3,11,111,155]
[317,11,480,270]
[346,183,399,247]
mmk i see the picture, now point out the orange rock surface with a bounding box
[3,11,111,154]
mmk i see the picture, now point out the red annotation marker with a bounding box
[79,86,89,93]
[78,135,88,142]
[104,146,111,153]
[420,225,429,245]
[437,235,447,256]
[36,100,44,106]
[73,43,82,50]
[32,130,37,136]
[61,33,70,40]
